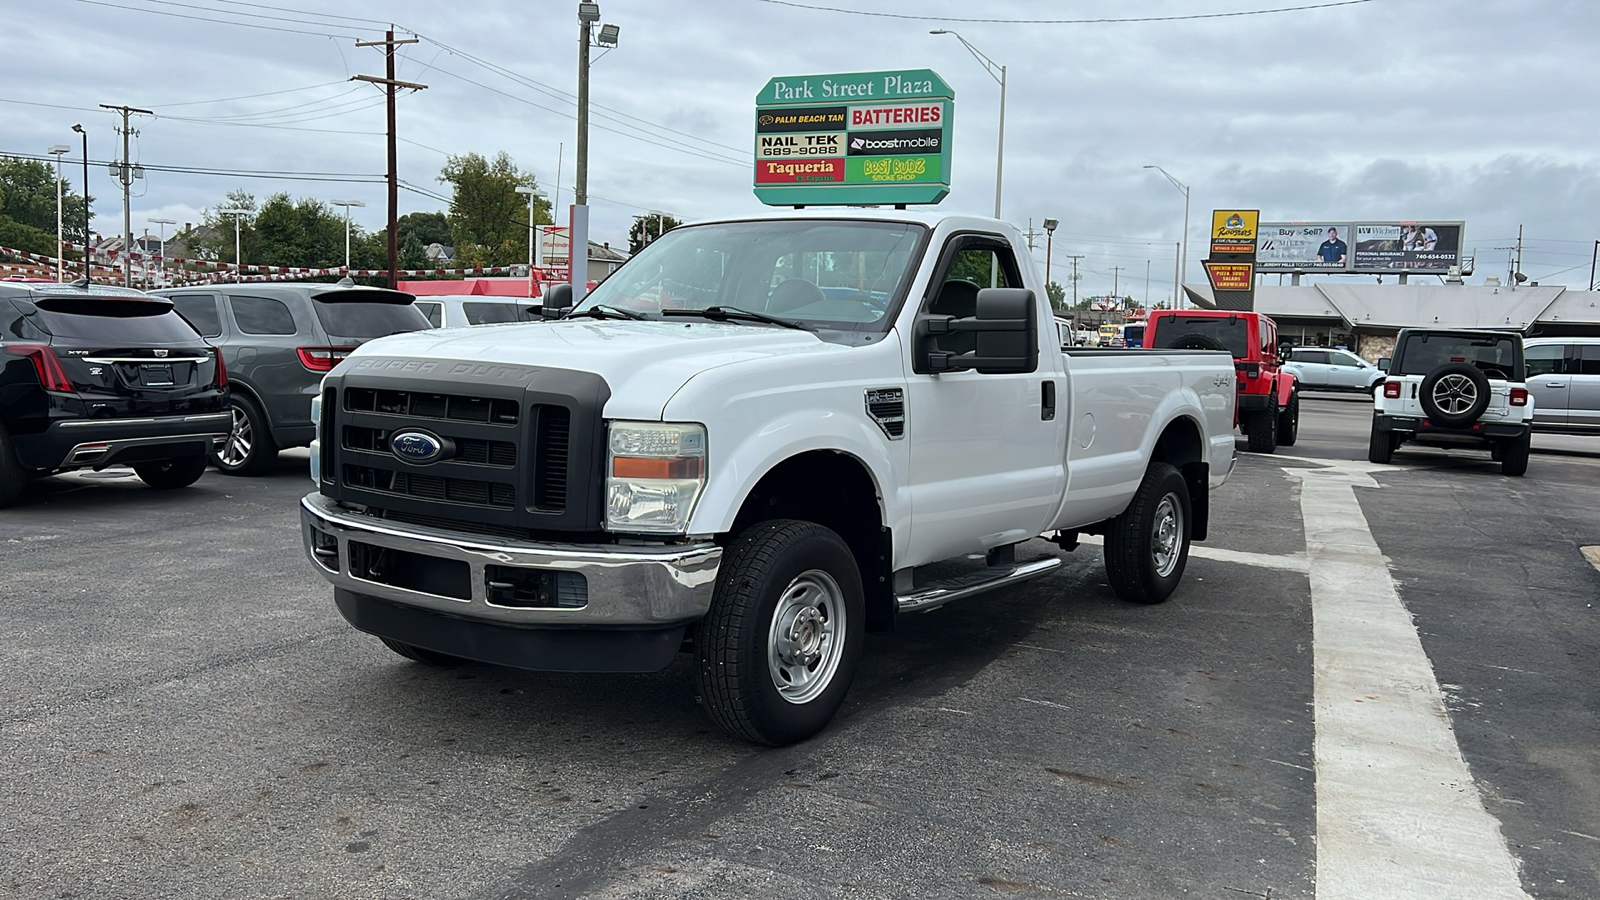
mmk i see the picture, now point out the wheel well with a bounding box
[1151,417,1209,541]
[728,450,894,632]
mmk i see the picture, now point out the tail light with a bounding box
[212,347,228,388]
[1509,387,1529,407]
[296,347,355,372]
[1383,380,1402,399]
[5,343,73,392]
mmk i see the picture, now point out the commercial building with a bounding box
[1184,282,1600,361]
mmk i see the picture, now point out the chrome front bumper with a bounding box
[299,493,722,627]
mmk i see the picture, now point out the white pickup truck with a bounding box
[300,211,1237,745]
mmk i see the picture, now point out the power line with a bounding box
[2,150,383,183]
[70,0,360,39]
[754,0,1381,24]
[143,79,351,108]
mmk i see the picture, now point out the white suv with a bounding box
[1369,328,1534,476]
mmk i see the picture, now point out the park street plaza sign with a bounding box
[754,69,954,207]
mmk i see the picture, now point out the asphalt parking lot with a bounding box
[2,395,1597,900]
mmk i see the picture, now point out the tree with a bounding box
[1046,281,1066,309]
[397,211,450,250]
[252,193,345,269]
[0,156,93,250]
[188,189,258,264]
[628,214,682,254]
[399,231,429,272]
[438,152,548,267]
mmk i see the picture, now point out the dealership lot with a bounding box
[2,396,1596,900]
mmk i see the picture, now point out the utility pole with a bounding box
[1111,265,1123,301]
[1023,218,1039,251]
[573,3,618,303]
[354,29,425,289]
[99,104,151,286]
[219,209,249,280]
[1514,224,1523,286]
[1066,254,1084,307]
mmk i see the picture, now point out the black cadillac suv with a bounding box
[0,280,230,507]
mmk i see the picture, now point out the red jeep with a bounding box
[1145,309,1298,453]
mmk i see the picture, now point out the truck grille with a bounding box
[342,464,517,508]
[321,365,609,533]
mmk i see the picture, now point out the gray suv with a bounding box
[1523,336,1600,433]
[156,281,431,475]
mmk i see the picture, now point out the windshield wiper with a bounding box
[659,306,815,332]
[566,304,650,321]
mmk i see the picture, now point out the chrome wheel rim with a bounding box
[767,569,846,705]
[1432,374,1477,415]
[218,405,252,466]
[1152,493,1184,578]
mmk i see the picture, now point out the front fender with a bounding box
[1277,370,1297,406]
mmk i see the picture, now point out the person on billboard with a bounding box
[1317,227,1347,264]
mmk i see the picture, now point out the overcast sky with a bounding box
[6,0,1599,300]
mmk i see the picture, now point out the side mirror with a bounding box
[540,283,574,319]
[1377,357,1390,372]
[918,287,1038,375]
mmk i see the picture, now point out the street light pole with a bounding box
[931,29,1005,219]
[572,4,618,303]
[149,217,174,287]
[1042,217,1058,304]
[48,145,70,281]
[331,199,365,272]
[514,186,545,298]
[219,209,249,281]
[71,124,89,281]
[1144,165,1190,308]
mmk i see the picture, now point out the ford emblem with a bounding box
[390,430,444,463]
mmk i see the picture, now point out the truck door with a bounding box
[1293,349,1330,387]
[901,233,1066,565]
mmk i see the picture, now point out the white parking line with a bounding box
[1287,464,1530,900]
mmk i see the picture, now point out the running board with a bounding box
[896,557,1062,614]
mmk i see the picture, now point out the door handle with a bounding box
[1542,381,1565,387]
[1041,380,1056,421]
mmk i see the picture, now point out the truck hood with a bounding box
[339,319,846,419]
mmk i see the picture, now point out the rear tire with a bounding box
[1277,391,1300,447]
[1500,433,1530,477]
[695,519,864,746]
[1368,422,1395,464]
[0,421,26,509]
[1104,462,1192,604]
[379,637,462,665]
[133,455,208,489]
[211,394,279,476]
[1244,408,1278,453]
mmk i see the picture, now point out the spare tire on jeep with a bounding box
[1419,362,1491,427]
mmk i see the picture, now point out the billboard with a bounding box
[753,70,953,207]
[1256,223,1350,271]
[1352,222,1463,273]
[1256,221,1464,274]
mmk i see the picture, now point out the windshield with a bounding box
[1149,315,1250,357]
[1395,332,1522,380]
[570,220,928,332]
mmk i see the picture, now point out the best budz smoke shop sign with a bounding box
[754,69,954,206]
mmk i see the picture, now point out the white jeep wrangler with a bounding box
[1369,328,1534,476]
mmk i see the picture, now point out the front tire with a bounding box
[211,394,279,476]
[1244,408,1278,453]
[1500,433,1530,476]
[133,455,208,489]
[1277,391,1300,447]
[695,519,864,746]
[1104,462,1192,605]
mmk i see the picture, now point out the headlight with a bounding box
[308,394,323,486]
[605,421,707,534]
